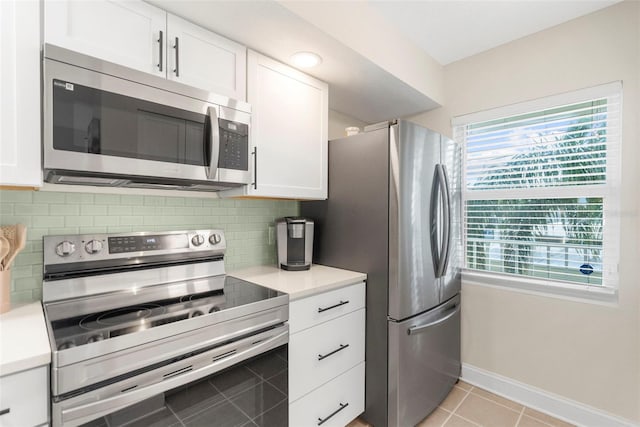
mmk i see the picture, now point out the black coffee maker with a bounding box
[276,217,314,271]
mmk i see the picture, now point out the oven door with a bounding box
[52,325,288,427]
[43,57,250,186]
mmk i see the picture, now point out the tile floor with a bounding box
[347,381,575,427]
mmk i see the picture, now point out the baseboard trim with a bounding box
[461,363,638,427]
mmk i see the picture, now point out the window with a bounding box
[453,83,621,296]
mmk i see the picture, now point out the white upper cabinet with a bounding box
[233,50,328,200]
[44,0,166,77]
[0,0,41,187]
[44,1,247,100]
[166,14,246,100]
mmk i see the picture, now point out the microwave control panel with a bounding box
[218,119,249,171]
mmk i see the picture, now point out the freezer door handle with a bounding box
[407,303,460,335]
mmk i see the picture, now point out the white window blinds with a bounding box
[453,82,621,289]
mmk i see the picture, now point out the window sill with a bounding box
[462,269,618,306]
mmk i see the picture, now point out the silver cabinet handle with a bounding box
[173,36,180,77]
[0,408,10,416]
[317,300,349,313]
[206,106,220,180]
[318,343,349,361]
[157,30,163,72]
[252,147,258,189]
[317,402,349,425]
[407,304,459,335]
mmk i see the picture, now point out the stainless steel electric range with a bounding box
[42,230,289,427]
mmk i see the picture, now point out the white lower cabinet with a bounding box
[290,362,365,427]
[289,309,365,401]
[288,282,366,426]
[0,366,49,426]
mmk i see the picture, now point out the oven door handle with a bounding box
[206,106,220,180]
[58,328,288,427]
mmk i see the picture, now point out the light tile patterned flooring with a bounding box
[347,381,575,427]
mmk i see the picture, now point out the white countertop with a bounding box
[0,302,51,376]
[230,264,367,300]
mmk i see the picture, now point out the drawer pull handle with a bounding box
[317,402,349,425]
[318,343,349,361]
[0,408,10,416]
[318,300,349,313]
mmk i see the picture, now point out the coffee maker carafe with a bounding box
[276,217,314,271]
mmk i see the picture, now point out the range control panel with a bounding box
[43,229,226,266]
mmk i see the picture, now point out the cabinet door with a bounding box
[44,0,166,77]
[247,51,328,200]
[0,366,49,426]
[289,308,365,401]
[166,14,246,100]
[0,0,41,187]
[290,363,365,427]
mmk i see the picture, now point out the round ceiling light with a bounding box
[291,51,322,68]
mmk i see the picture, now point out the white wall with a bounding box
[409,1,640,422]
[328,109,368,140]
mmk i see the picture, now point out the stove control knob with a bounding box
[209,233,221,245]
[85,240,103,255]
[55,241,76,257]
[191,234,205,246]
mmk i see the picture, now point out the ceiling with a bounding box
[369,0,621,65]
[150,0,621,124]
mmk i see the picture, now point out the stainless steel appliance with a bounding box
[43,44,252,192]
[42,229,288,427]
[301,120,462,427]
[276,217,314,271]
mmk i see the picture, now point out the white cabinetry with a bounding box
[0,0,41,187]
[289,282,365,426]
[166,14,246,100]
[44,0,166,77]
[44,0,247,100]
[224,50,328,200]
[0,366,49,426]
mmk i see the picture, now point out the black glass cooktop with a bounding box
[48,276,284,351]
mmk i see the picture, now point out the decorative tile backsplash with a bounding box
[0,190,298,303]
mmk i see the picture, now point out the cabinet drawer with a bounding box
[0,366,48,426]
[290,362,365,427]
[290,309,365,401]
[290,282,365,334]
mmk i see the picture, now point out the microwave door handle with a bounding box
[207,106,220,180]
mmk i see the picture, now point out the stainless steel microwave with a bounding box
[43,44,251,191]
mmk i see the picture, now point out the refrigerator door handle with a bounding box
[407,303,460,335]
[438,164,452,277]
[429,165,442,275]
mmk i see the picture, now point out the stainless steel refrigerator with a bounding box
[300,120,461,427]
